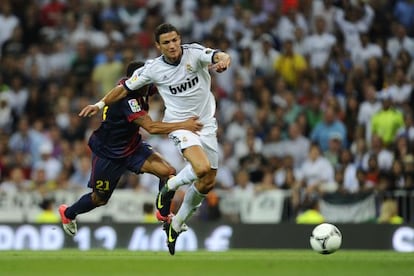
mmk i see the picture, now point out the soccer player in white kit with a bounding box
[79,23,231,255]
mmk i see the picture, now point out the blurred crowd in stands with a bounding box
[0,0,414,223]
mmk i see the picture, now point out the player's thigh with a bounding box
[183,133,220,172]
[182,145,211,175]
[125,141,154,174]
[140,152,175,178]
[89,154,126,199]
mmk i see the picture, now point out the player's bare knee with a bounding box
[193,164,210,178]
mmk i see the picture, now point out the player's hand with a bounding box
[182,116,203,133]
[79,105,100,117]
[213,55,231,73]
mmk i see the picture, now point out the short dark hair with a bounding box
[154,23,180,43]
[126,61,144,77]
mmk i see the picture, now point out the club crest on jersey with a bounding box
[128,99,141,112]
[131,75,138,81]
[186,63,193,73]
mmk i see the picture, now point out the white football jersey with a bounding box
[124,43,217,125]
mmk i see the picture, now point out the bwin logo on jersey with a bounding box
[169,76,199,94]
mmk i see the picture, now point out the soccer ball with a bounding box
[310,223,342,254]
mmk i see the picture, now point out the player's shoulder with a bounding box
[142,58,159,68]
[139,58,164,74]
[182,43,207,52]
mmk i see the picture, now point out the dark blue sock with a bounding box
[65,192,97,220]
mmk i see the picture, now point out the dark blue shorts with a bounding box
[88,141,154,199]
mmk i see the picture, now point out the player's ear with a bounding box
[155,42,161,51]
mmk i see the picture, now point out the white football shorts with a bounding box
[168,119,218,169]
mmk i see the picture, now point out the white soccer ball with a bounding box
[310,223,342,254]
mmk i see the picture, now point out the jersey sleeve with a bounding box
[190,43,217,65]
[124,63,152,92]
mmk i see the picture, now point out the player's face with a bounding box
[156,31,182,63]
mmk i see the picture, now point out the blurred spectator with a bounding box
[386,23,414,61]
[0,92,13,133]
[324,133,343,168]
[1,25,25,58]
[276,4,308,42]
[2,73,28,118]
[220,87,256,125]
[387,159,410,190]
[0,166,31,193]
[236,47,255,88]
[8,117,45,165]
[283,122,310,168]
[70,13,109,50]
[303,16,336,69]
[334,2,374,53]
[225,108,250,144]
[0,2,20,52]
[216,143,236,190]
[338,148,358,194]
[168,0,195,38]
[39,0,66,27]
[327,42,353,95]
[311,0,337,33]
[68,154,91,189]
[397,111,414,142]
[35,197,60,223]
[29,166,57,196]
[370,93,404,146]
[377,199,403,224]
[384,67,413,108]
[310,105,347,152]
[262,124,285,160]
[274,39,307,89]
[350,33,382,68]
[92,45,123,97]
[232,170,255,197]
[191,1,218,41]
[402,154,414,188]
[252,33,280,77]
[254,169,277,193]
[33,142,62,181]
[295,199,325,224]
[294,143,334,212]
[142,202,158,223]
[363,154,381,192]
[357,82,382,142]
[393,0,414,34]
[274,155,299,190]
[69,41,95,92]
[362,134,394,172]
[46,38,73,79]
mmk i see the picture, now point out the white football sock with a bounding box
[172,184,206,230]
[167,164,197,191]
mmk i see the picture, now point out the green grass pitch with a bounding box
[0,250,413,276]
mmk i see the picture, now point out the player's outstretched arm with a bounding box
[135,115,203,134]
[212,52,231,73]
[79,85,128,117]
